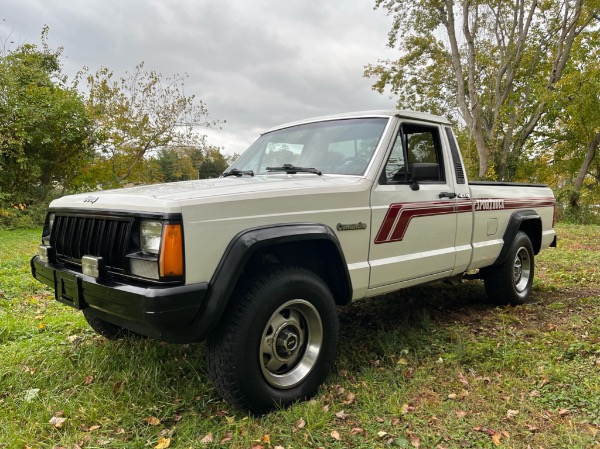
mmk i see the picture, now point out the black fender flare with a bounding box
[492,209,542,266]
[188,223,351,340]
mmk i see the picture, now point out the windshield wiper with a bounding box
[222,168,254,177]
[266,164,322,176]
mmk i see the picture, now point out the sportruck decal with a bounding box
[375,197,555,244]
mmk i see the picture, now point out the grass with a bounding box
[1,224,599,448]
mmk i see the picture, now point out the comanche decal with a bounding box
[375,197,555,244]
[337,222,368,231]
[475,199,504,210]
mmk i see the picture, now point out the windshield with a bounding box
[228,117,389,176]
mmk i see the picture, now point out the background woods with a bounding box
[0,28,229,228]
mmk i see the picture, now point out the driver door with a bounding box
[368,122,458,293]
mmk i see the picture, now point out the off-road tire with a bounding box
[484,231,535,305]
[206,266,339,414]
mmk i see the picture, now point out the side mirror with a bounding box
[410,162,439,191]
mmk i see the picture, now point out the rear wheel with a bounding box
[484,231,534,305]
[206,266,339,414]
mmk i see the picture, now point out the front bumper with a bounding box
[31,255,209,343]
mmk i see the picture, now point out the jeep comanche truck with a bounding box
[31,110,556,413]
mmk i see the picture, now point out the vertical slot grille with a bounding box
[52,215,134,272]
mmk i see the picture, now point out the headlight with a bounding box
[140,220,163,255]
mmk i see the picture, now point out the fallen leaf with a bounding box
[377,431,389,439]
[455,409,467,418]
[24,388,40,402]
[397,357,408,365]
[88,425,101,432]
[401,403,411,414]
[335,410,349,420]
[154,437,171,449]
[491,433,501,446]
[447,393,458,400]
[526,425,539,432]
[410,434,421,447]
[506,409,519,419]
[274,446,284,449]
[558,408,570,416]
[67,335,79,343]
[49,416,67,428]
[220,432,232,444]
[343,392,356,405]
[350,427,364,435]
[261,435,270,445]
[540,375,550,388]
[145,416,161,426]
[83,375,94,386]
[199,433,213,444]
[458,371,470,387]
[331,430,341,441]
[113,381,125,395]
[375,416,384,423]
[529,389,540,397]
[250,444,264,449]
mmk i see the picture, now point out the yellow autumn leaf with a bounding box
[154,437,171,449]
[261,435,271,445]
[492,433,501,446]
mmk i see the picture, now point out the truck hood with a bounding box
[49,175,368,213]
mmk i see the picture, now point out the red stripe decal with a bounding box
[374,197,554,244]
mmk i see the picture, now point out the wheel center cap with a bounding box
[275,326,300,358]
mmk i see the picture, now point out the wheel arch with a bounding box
[493,210,542,266]
[192,223,352,339]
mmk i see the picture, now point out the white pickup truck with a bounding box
[32,110,556,413]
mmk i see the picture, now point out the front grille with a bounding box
[51,214,134,272]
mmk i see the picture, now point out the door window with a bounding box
[382,124,444,184]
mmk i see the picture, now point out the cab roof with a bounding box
[263,110,451,134]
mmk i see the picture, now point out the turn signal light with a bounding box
[159,224,184,277]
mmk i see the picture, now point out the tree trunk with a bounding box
[570,132,600,207]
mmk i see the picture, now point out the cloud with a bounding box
[2,0,397,154]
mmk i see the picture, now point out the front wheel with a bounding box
[483,231,535,305]
[206,267,339,414]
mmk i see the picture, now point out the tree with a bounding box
[366,0,600,179]
[0,28,92,205]
[535,27,600,217]
[83,63,218,188]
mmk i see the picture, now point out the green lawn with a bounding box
[1,225,599,448]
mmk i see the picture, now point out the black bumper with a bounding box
[31,256,209,343]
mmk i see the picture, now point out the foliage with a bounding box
[0,27,92,206]
[533,27,600,216]
[156,145,230,182]
[366,0,600,180]
[1,225,599,447]
[82,63,219,189]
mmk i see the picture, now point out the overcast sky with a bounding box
[2,0,398,154]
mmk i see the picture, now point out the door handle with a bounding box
[438,192,457,199]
